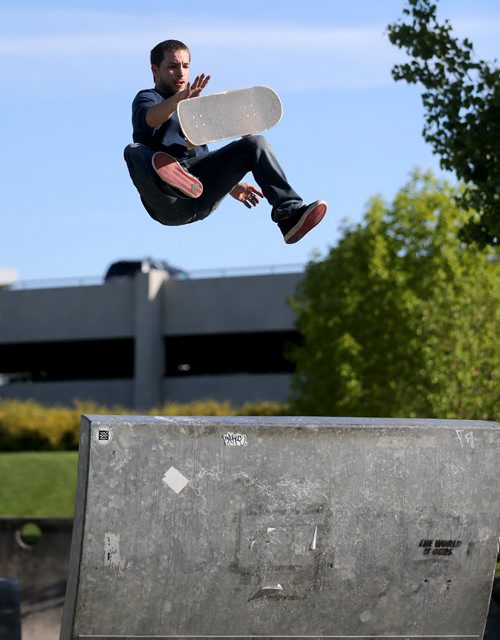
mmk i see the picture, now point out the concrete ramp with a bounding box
[60,416,500,639]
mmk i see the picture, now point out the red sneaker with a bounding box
[278,200,327,244]
[152,152,203,198]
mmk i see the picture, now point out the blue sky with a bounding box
[1,0,499,281]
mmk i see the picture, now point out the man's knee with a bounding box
[237,134,271,162]
[124,142,152,165]
[123,142,136,162]
[243,134,268,151]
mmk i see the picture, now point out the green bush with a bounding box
[0,398,289,451]
[289,172,500,418]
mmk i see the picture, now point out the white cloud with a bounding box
[0,14,387,55]
[0,8,497,93]
[0,12,398,92]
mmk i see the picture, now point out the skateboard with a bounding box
[177,86,283,147]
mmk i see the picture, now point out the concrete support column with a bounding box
[133,270,167,409]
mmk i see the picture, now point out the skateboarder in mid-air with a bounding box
[124,39,327,244]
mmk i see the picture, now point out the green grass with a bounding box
[0,451,78,517]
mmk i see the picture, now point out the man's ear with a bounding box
[151,64,159,81]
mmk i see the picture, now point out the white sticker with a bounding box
[95,427,112,444]
[104,532,126,572]
[162,466,189,494]
[222,432,248,447]
[455,429,475,448]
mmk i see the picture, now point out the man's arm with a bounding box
[146,74,210,128]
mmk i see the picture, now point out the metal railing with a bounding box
[8,263,305,291]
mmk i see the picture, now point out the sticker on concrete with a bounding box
[309,524,318,551]
[222,432,248,447]
[104,532,126,572]
[418,539,462,556]
[455,429,475,448]
[95,427,113,444]
[248,583,283,601]
[162,466,189,494]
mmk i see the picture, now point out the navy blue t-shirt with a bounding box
[131,88,208,159]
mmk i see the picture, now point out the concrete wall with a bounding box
[0,380,134,407]
[0,375,292,408]
[1,512,498,640]
[0,517,72,640]
[0,271,301,408]
[163,373,291,404]
[62,416,500,639]
[0,282,134,342]
[163,273,299,334]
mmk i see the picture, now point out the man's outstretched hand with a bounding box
[230,183,264,209]
[179,74,211,101]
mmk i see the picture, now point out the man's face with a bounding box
[152,48,191,94]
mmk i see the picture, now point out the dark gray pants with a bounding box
[123,135,303,226]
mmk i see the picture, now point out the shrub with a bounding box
[0,398,289,451]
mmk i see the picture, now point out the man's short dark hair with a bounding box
[150,40,190,67]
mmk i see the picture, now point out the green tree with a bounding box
[387,0,500,246]
[289,171,500,419]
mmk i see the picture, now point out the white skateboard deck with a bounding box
[177,86,283,146]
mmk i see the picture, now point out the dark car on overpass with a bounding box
[104,258,188,282]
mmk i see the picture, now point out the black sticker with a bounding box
[419,539,462,556]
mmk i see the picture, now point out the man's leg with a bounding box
[124,143,200,226]
[151,151,203,198]
[185,136,327,242]
[186,135,303,221]
[125,139,326,240]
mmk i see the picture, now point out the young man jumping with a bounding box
[124,39,327,244]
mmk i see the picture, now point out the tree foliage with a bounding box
[387,0,500,246]
[289,171,500,419]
